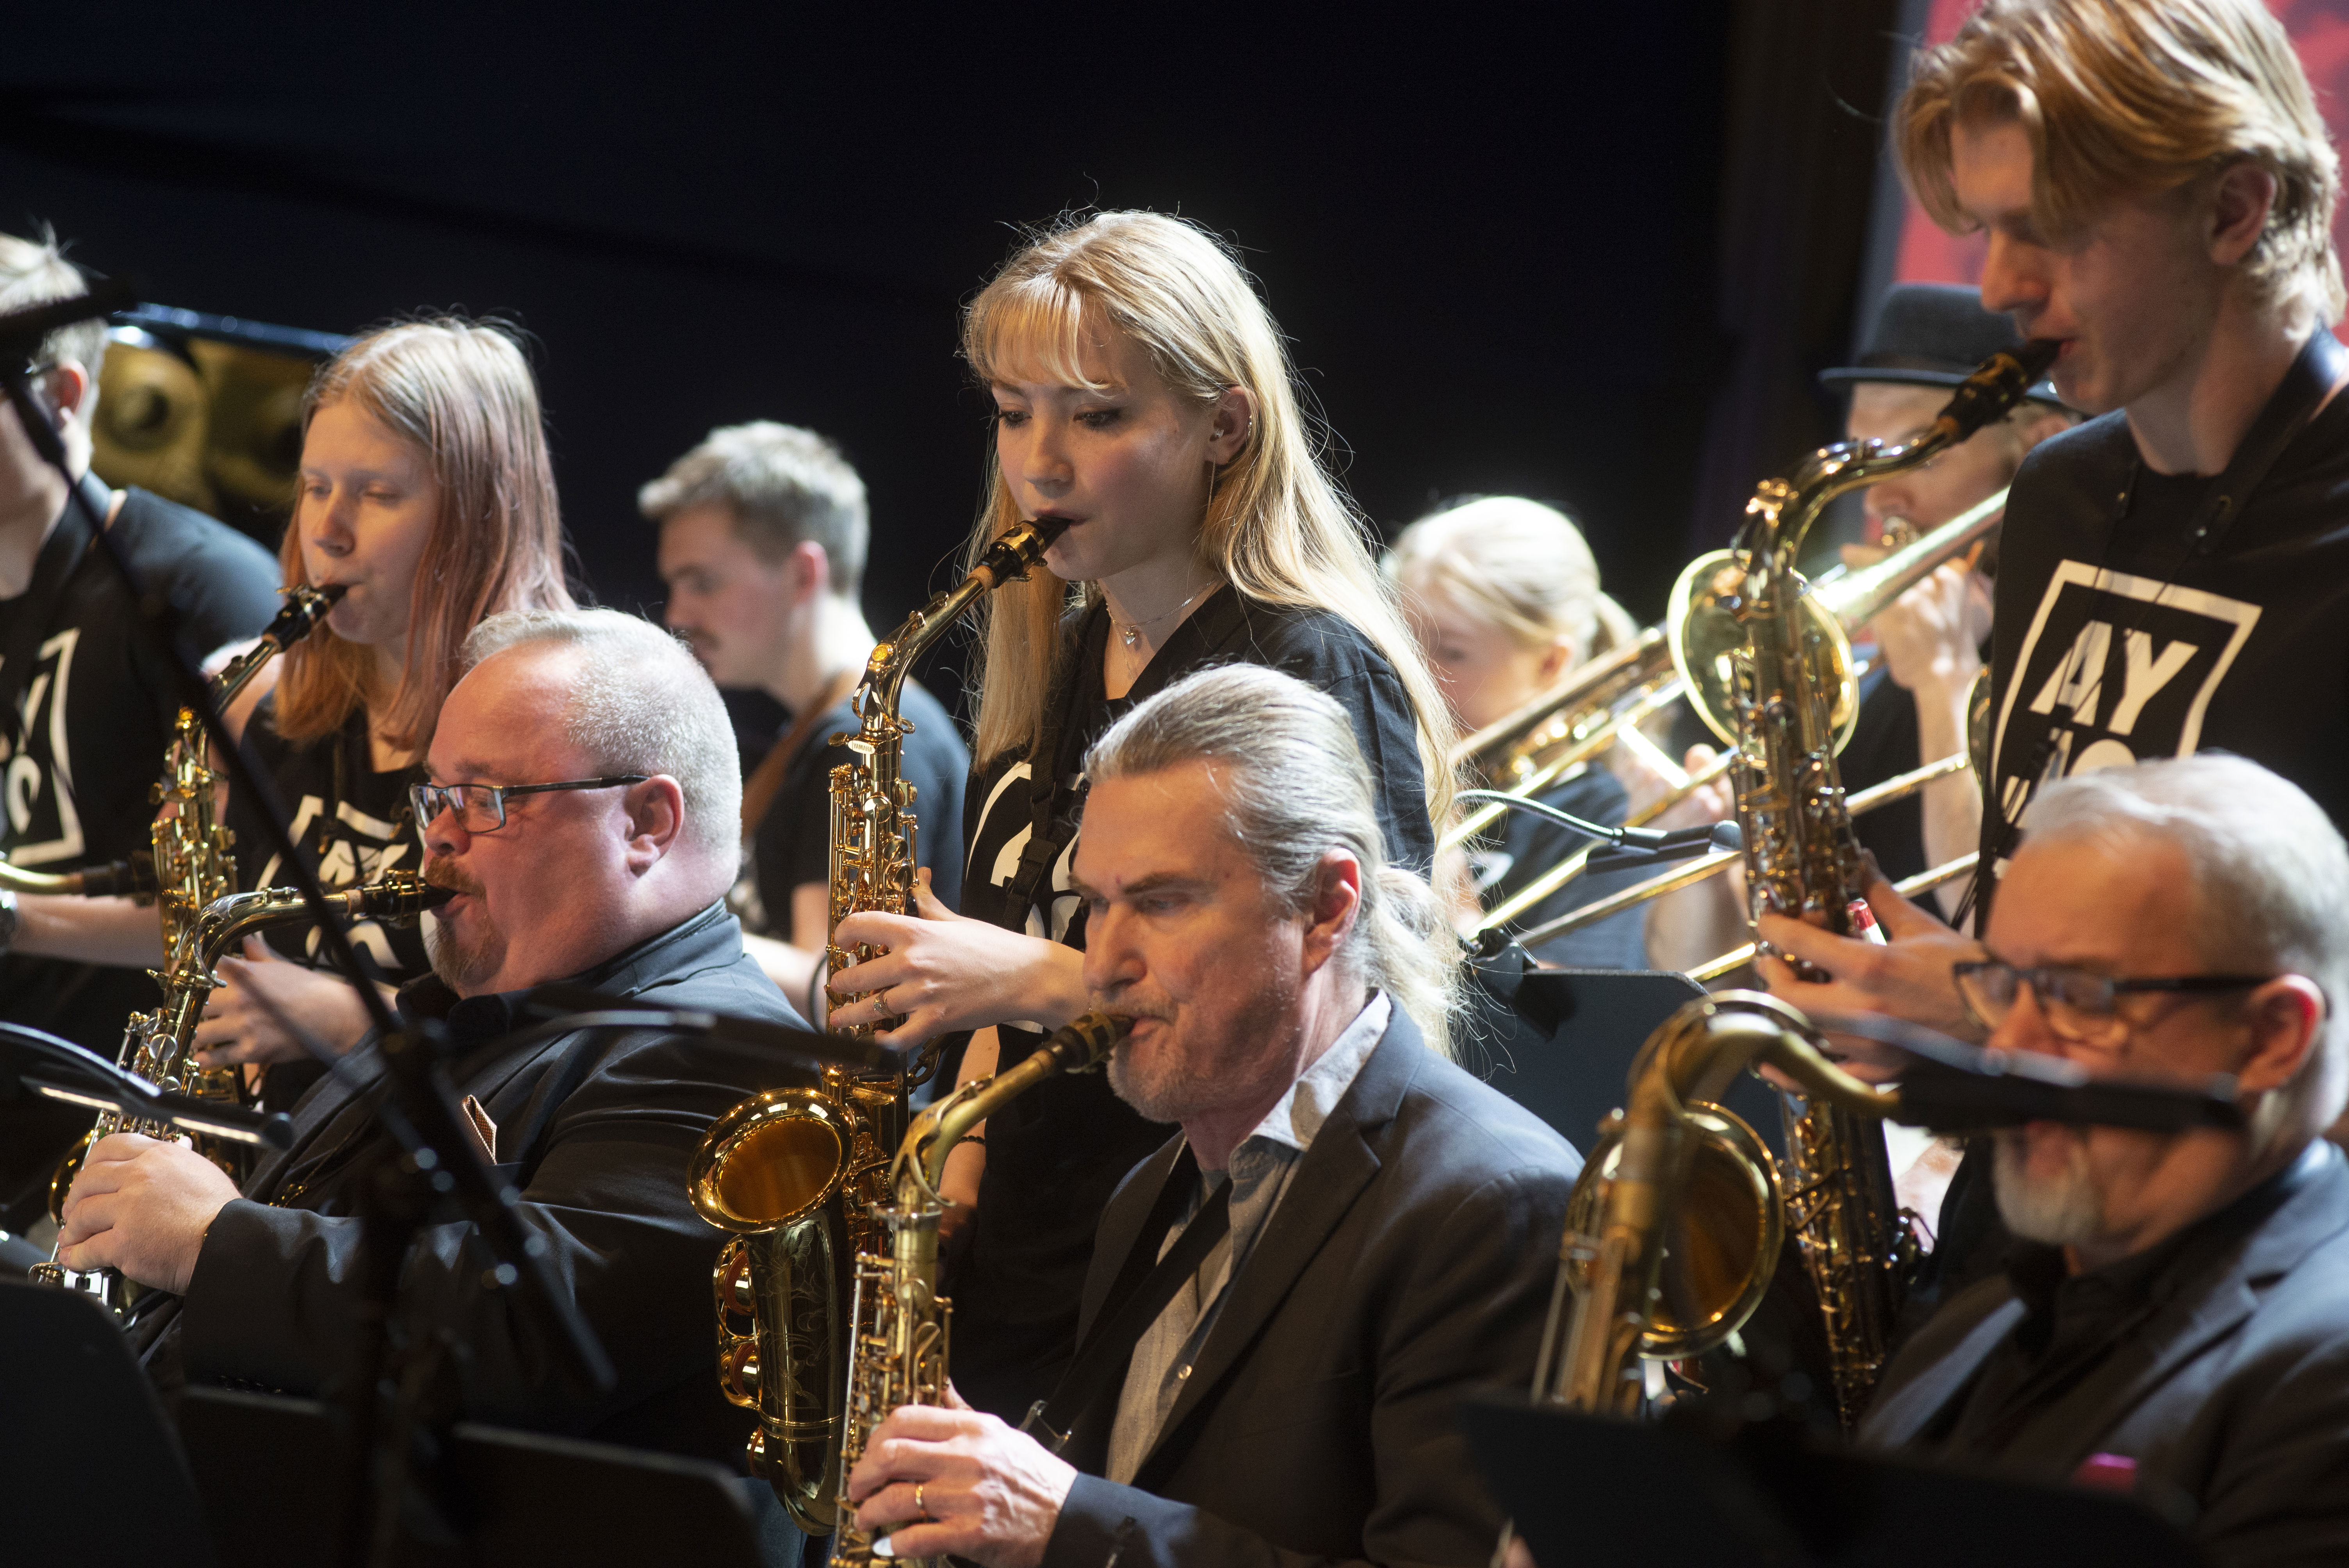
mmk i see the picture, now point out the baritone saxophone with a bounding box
[686,515,1071,1533]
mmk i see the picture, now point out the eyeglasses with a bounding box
[410,775,648,834]
[1952,958,2273,1047]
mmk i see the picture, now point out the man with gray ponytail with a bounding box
[843,665,1581,1568]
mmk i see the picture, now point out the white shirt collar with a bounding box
[1239,991,1391,1158]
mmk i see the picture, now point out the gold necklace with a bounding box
[1112,581,1217,649]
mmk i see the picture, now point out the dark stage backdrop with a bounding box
[2,6,1899,732]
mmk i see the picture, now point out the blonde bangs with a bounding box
[957,212,1462,858]
[965,276,1117,396]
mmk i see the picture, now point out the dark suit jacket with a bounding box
[1042,1009,1584,1568]
[1860,1140,2349,1568]
[141,901,808,1466]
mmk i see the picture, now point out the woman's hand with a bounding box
[827,873,1088,1048]
[192,936,385,1068]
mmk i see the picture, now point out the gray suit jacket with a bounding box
[1041,1010,1583,1568]
[1859,1140,2349,1568]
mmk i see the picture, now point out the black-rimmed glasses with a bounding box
[410,775,648,834]
[1952,959,2274,1047]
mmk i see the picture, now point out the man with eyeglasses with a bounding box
[1853,754,2349,1564]
[54,608,815,1543]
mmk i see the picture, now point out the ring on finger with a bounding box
[914,1480,927,1518]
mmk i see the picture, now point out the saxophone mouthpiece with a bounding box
[1023,514,1075,549]
[263,581,349,650]
[1933,339,2063,445]
[352,871,454,925]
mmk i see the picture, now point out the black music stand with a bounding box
[1473,968,1787,1160]
[0,1279,214,1564]
[1461,1395,2206,1568]
[178,1386,769,1567]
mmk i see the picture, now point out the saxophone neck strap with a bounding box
[740,667,861,835]
[1021,1152,1234,1456]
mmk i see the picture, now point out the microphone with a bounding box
[1452,789,1742,872]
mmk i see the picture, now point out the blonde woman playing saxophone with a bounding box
[823,211,1458,1428]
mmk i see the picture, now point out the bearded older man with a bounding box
[55,607,807,1471]
[1857,755,2349,1568]
[839,664,1581,1568]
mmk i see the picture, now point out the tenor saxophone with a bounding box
[686,516,1069,1532]
[1696,340,2056,1427]
[30,870,449,1314]
[832,1009,1128,1568]
[39,584,343,1216]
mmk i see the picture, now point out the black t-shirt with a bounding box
[1981,331,2349,888]
[1467,763,1647,969]
[949,587,1435,1421]
[1921,332,2349,1352]
[226,692,433,1110]
[746,676,968,934]
[0,482,280,1053]
[226,692,432,978]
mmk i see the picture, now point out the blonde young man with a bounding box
[1764,0,2349,1050]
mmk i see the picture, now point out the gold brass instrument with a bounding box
[151,583,344,966]
[0,584,340,901]
[1504,754,1971,947]
[1450,484,2009,889]
[1534,992,1899,1414]
[686,515,1068,1533]
[1674,340,2056,1427]
[34,585,342,1224]
[832,1009,1128,1568]
[30,870,448,1313]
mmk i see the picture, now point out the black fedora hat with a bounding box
[1822,282,2062,403]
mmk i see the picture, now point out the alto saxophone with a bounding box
[687,516,1069,1532]
[42,584,343,1216]
[31,870,448,1313]
[832,1009,1128,1568]
[1691,340,2057,1427]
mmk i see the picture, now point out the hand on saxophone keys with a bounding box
[53,1130,239,1295]
[845,1381,1078,1568]
[827,867,1090,1046]
[1754,857,1990,1077]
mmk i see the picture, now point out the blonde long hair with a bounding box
[274,318,574,751]
[959,211,1457,832]
[1384,495,1638,669]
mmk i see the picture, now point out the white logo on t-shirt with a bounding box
[1991,560,2260,864]
[1,628,86,866]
